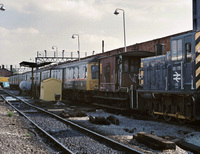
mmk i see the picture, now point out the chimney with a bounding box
[102,40,104,53]
[155,44,164,56]
[10,65,13,72]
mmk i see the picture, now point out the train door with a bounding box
[116,55,122,90]
[170,33,194,90]
[62,68,66,89]
[170,38,183,90]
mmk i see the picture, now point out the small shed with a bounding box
[40,78,62,101]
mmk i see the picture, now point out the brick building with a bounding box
[0,67,13,77]
[97,30,192,57]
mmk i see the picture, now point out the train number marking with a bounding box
[173,72,181,82]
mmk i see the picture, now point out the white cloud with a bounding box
[6,0,103,19]
[0,0,192,66]
[77,33,122,53]
[0,27,39,38]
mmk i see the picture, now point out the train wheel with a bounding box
[152,100,160,119]
[163,112,172,121]
[148,100,153,116]
[177,118,187,124]
[148,109,153,116]
[176,113,187,124]
[152,110,159,119]
[162,97,172,121]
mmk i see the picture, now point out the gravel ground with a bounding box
[0,100,49,154]
[27,112,124,153]
[68,109,200,154]
[2,89,199,153]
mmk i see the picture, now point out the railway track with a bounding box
[0,90,143,154]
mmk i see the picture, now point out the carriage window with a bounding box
[123,59,129,72]
[171,39,183,61]
[135,60,140,72]
[105,63,110,82]
[69,68,73,79]
[129,59,140,73]
[185,43,192,63]
[91,65,98,79]
[130,60,134,72]
[66,69,69,79]
[84,66,87,78]
[74,67,78,79]
[73,68,75,79]
[78,67,80,78]
[66,69,68,79]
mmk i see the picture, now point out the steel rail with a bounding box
[1,94,73,154]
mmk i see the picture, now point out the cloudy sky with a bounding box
[0,0,192,68]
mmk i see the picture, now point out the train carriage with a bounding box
[53,56,99,102]
[94,51,154,110]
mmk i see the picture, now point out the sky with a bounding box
[0,0,192,68]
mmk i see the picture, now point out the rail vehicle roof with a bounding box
[20,61,52,68]
[98,50,154,60]
[53,56,99,69]
[170,31,195,41]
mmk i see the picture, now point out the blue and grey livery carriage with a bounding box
[137,31,200,122]
[9,56,99,101]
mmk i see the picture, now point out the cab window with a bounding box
[84,66,87,78]
[171,39,183,61]
[91,65,98,79]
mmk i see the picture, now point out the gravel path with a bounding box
[68,109,199,154]
[26,112,126,153]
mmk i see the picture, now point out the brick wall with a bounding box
[98,30,192,56]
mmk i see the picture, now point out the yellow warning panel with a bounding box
[40,78,62,101]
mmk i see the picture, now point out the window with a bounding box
[69,68,72,79]
[123,59,129,72]
[105,63,110,82]
[130,59,139,73]
[73,68,75,79]
[130,60,134,72]
[185,43,192,63]
[74,67,78,79]
[65,69,68,79]
[84,66,87,78]
[171,39,183,61]
[91,65,98,79]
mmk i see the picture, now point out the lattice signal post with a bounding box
[35,50,79,63]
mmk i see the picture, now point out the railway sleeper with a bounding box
[134,132,176,150]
